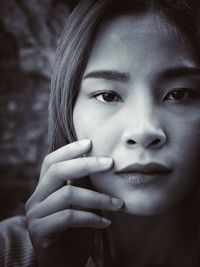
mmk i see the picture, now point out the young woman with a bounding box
[1,0,200,266]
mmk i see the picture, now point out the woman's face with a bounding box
[73,12,200,215]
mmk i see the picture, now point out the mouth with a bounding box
[116,163,172,185]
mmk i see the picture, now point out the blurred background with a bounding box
[0,0,79,220]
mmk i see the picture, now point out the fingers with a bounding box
[30,156,113,204]
[25,139,118,259]
[27,185,123,218]
[40,139,92,180]
[29,209,111,240]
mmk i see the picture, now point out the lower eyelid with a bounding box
[90,91,123,102]
[96,95,122,103]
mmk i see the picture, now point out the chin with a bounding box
[121,196,177,216]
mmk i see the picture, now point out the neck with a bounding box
[103,198,197,266]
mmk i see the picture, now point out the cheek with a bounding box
[168,120,200,193]
[73,108,120,157]
[163,107,200,160]
[170,119,200,164]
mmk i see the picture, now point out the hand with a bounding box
[25,140,123,267]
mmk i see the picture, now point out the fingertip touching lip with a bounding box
[116,163,172,174]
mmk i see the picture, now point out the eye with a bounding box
[93,90,123,103]
[164,88,196,102]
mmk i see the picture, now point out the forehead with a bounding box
[100,12,177,41]
[84,12,198,76]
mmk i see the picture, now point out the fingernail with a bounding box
[98,157,113,166]
[111,198,124,208]
[101,217,111,226]
[78,139,91,146]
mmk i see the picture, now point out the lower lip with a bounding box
[116,172,171,185]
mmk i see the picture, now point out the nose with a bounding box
[122,117,166,149]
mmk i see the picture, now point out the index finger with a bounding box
[40,139,91,180]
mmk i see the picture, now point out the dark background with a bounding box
[0,0,78,220]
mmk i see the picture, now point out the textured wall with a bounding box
[0,0,75,220]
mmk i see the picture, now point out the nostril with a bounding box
[151,139,160,146]
[127,140,136,145]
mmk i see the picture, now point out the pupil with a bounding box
[172,91,184,100]
[103,93,115,101]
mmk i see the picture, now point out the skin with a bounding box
[25,140,120,266]
[26,12,200,267]
[73,12,200,265]
[73,13,200,216]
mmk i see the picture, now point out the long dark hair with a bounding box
[49,0,200,152]
[49,0,200,266]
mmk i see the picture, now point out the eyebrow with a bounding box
[83,66,200,83]
[83,70,129,82]
[160,66,200,79]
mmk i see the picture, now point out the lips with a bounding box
[116,163,171,173]
[116,163,172,185]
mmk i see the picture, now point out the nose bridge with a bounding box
[130,91,156,128]
[137,104,157,131]
[122,93,166,148]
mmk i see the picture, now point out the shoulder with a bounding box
[0,215,30,246]
[0,215,37,266]
[0,216,97,267]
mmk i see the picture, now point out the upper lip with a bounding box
[116,163,172,174]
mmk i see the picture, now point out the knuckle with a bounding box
[82,158,93,171]
[26,207,38,229]
[25,199,31,214]
[65,209,74,225]
[85,212,97,227]
[64,185,74,201]
[43,154,52,168]
[26,205,38,222]
[25,194,37,214]
[98,193,109,205]
[25,214,31,228]
[25,195,34,216]
[25,209,33,224]
[89,157,101,172]
[49,163,59,177]
[96,214,103,225]
[27,219,38,236]
[85,213,94,227]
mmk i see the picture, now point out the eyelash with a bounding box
[164,88,197,102]
[91,90,123,103]
[90,88,198,104]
